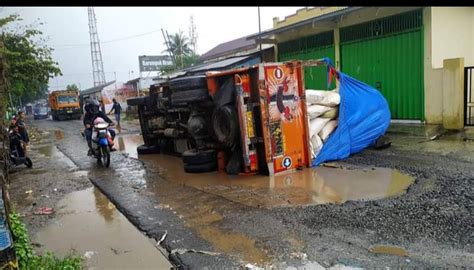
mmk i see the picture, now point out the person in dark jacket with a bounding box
[83,99,116,155]
[16,111,29,150]
[108,98,122,127]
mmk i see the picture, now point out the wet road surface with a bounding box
[25,118,474,269]
[10,119,172,269]
[33,187,172,269]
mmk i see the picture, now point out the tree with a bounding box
[1,14,62,106]
[183,54,201,69]
[66,84,79,91]
[163,31,192,70]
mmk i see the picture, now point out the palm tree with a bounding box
[163,31,192,70]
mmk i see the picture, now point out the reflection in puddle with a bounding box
[369,245,409,257]
[141,155,414,208]
[54,130,64,140]
[33,187,171,269]
[36,145,77,169]
[117,135,143,159]
[139,153,413,266]
[148,179,271,265]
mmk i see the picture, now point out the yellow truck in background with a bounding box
[48,90,82,121]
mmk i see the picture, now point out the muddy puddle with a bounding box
[140,154,414,208]
[369,245,409,257]
[117,134,143,159]
[36,144,77,169]
[54,130,64,140]
[33,187,171,269]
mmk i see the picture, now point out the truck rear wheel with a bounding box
[212,105,238,148]
[137,144,160,155]
[182,149,216,165]
[183,161,217,173]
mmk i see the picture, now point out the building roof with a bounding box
[246,7,363,40]
[188,56,251,73]
[80,81,116,96]
[200,34,257,62]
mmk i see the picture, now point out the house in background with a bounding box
[200,34,275,63]
[247,7,474,129]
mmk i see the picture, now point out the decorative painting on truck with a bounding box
[262,63,309,174]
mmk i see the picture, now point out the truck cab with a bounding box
[49,90,82,121]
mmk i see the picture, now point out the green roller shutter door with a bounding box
[279,31,336,90]
[340,9,424,120]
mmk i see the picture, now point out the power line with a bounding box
[53,28,163,49]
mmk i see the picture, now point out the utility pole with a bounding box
[88,7,106,87]
[162,29,176,68]
[258,6,263,62]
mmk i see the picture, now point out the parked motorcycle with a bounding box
[90,121,114,168]
[7,129,32,169]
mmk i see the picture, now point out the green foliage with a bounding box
[66,84,79,92]
[163,31,192,70]
[1,14,62,106]
[9,212,83,270]
[183,53,201,69]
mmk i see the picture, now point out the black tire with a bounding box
[24,157,33,168]
[182,149,216,165]
[100,146,110,168]
[169,75,207,91]
[212,105,239,148]
[184,161,217,173]
[171,88,209,105]
[127,96,147,106]
[137,144,160,155]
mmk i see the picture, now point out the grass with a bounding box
[9,212,83,270]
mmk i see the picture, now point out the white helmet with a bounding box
[93,117,105,125]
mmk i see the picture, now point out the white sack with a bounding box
[311,134,323,158]
[306,89,340,106]
[320,107,339,119]
[309,118,330,138]
[307,104,332,119]
[319,120,338,142]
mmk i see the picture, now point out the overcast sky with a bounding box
[1,7,304,90]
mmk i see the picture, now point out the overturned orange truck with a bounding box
[127,61,390,175]
[127,61,312,176]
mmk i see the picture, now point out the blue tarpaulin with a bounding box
[312,58,391,166]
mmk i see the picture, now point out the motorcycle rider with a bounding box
[83,98,116,156]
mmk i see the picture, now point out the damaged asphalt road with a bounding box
[29,119,473,269]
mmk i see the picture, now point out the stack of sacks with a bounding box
[306,89,340,159]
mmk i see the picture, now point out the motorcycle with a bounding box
[90,121,114,168]
[6,128,32,169]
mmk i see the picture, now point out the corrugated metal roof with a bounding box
[187,56,252,73]
[199,34,257,61]
[80,81,116,96]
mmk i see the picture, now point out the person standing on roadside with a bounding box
[108,98,122,127]
[15,111,29,152]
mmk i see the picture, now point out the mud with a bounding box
[142,154,413,208]
[33,187,171,269]
[369,245,409,257]
[22,118,474,269]
[9,118,172,268]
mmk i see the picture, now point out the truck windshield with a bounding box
[57,95,78,104]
